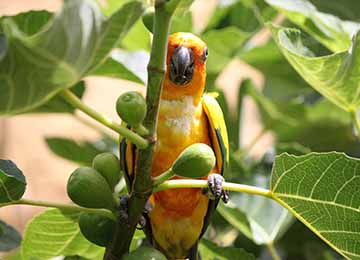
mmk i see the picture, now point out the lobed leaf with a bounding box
[21,209,104,260]
[0,0,143,115]
[270,24,360,112]
[271,152,360,260]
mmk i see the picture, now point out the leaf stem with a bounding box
[153,179,273,198]
[266,242,281,260]
[60,89,148,149]
[350,108,360,140]
[152,168,175,186]
[0,199,116,221]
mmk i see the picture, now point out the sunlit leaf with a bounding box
[271,152,360,260]
[265,0,360,52]
[270,24,360,112]
[0,0,143,114]
[21,209,104,259]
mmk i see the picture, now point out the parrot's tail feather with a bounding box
[188,241,201,260]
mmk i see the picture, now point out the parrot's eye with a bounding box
[200,47,208,63]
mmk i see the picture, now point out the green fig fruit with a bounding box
[78,213,115,247]
[92,153,121,190]
[67,167,114,210]
[172,143,216,178]
[116,91,147,127]
[123,246,167,260]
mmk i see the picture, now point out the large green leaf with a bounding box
[21,209,104,260]
[265,0,360,52]
[91,57,144,84]
[45,136,117,166]
[0,0,143,115]
[199,239,255,260]
[309,0,360,22]
[0,160,26,203]
[202,27,249,74]
[205,0,276,33]
[271,152,360,260]
[0,220,21,252]
[31,81,86,114]
[270,24,360,112]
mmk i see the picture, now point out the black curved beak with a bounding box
[169,45,195,85]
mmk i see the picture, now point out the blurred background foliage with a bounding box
[2,0,360,259]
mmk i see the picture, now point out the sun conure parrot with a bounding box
[121,32,229,260]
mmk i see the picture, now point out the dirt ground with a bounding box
[0,0,271,256]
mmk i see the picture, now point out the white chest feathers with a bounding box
[159,96,201,135]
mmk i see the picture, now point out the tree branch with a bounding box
[104,1,180,259]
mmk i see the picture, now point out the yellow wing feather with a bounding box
[202,93,229,175]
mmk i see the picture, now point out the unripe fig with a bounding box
[67,167,114,210]
[92,153,121,190]
[172,143,216,178]
[116,91,146,126]
[78,213,115,247]
[123,246,167,260]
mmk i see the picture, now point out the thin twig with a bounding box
[60,89,148,149]
[0,199,116,220]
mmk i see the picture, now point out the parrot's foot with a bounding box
[137,202,153,230]
[119,195,130,225]
[205,174,229,203]
[118,195,153,229]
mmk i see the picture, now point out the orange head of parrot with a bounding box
[162,32,208,104]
